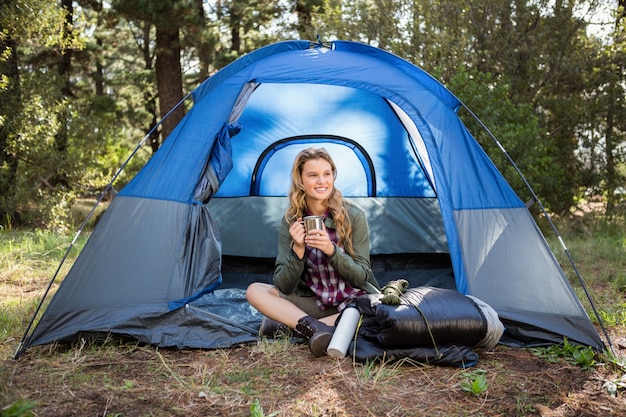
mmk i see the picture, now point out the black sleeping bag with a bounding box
[348,338,479,367]
[347,286,489,367]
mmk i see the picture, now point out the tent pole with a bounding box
[12,93,193,360]
[460,103,615,356]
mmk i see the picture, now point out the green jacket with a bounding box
[273,200,381,297]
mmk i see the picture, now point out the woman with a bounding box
[246,147,380,356]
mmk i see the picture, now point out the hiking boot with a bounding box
[258,317,292,338]
[295,316,335,356]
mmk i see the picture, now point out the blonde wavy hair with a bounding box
[285,147,354,256]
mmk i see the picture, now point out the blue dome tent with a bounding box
[15,40,605,358]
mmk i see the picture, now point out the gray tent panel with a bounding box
[455,207,600,347]
[209,196,449,258]
[25,197,244,349]
[496,309,604,348]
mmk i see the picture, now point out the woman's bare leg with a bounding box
[246,282,338,328]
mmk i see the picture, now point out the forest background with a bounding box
[0,0,625,231]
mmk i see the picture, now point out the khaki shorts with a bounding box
[279,291,339,319]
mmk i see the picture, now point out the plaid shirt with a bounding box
[303,222,367,311]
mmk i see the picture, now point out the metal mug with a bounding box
[303,216,324,235]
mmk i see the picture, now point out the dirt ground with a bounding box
[2,330,626,417]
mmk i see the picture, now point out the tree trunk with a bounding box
[0,32,21,226]
[52,0,74,188]
[139,23,159,154]
[294,0,324,40]
[605,79,616,214]
[94,0,104,96]
[194,0,212,82]
[230,5,241,53]
[605,0,625,215]
[155,21,185,143]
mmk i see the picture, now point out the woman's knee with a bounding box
[246,282,276,304]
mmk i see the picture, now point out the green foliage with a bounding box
[448,67,551,207]
[0,0,146,230]
[530,338,596,370]
[514,392,536,415]
[0,228,85,270]
[250,398,280,417]
[460,369,489,396]
[0,228,88,329]
[598,307,626,328]
[601,350,626,398]
[603,377,626,399]
[0,0,84,50]
[0,399,37,417]
[545,216,626,322]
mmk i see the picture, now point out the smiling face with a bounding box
[301,157,335,207]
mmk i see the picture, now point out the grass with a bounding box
[0,230,88,350]
[542,215,626,324]
[1,213,626,416]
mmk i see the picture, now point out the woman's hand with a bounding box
[289,218,306,258]
[304,227,335,257]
